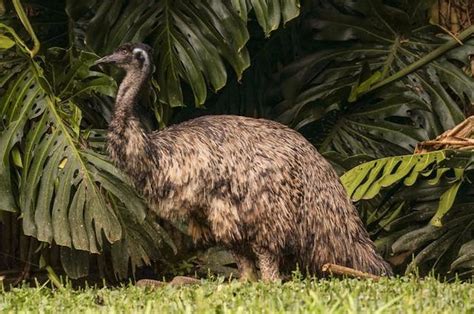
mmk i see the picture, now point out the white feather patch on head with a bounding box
[133,47,150,68]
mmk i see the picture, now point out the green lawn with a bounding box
[1,277,473,313]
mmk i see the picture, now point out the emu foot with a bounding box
[136,276,201,289]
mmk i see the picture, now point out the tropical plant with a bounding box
[0,23,173,279]
[341,149,474,278]
[271,1,472,160]
[67,0,299,115]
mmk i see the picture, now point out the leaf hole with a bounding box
[384,116,415,126]
[389,160,403,175]
[444,169,459,181]
[422,164,438,180]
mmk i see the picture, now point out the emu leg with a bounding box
[253,248,280,281]
[232,251,258,282]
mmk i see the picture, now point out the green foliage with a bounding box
[272,0,472,159]
[66,0,299,108]
[341,150,474,277]
[0,25,166,279]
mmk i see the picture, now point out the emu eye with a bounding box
[135,53,144,62]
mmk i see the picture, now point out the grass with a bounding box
[0,276,473,313]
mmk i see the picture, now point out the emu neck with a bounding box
[107,68,151,176]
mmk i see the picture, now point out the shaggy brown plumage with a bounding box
[95,43,392,281]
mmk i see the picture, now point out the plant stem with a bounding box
[12,0,40,57]
[365,25,474,94]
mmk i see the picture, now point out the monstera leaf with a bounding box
[183,21,303,120]
[0,0,69,48]
[0,25,168,278]
[273,0,472,159]
[341,150,471,224]
[66,0,300,108]
[341,149,474,277]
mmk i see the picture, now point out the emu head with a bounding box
[94,42,153,74]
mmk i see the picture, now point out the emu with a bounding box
[94,43,392,281]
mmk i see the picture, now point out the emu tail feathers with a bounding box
[352,242,393,277]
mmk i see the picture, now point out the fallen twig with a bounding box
[136,276,201,289]
[321,263,381,281]
[415,116,473,153]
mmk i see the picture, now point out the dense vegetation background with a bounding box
[0,0,473,284]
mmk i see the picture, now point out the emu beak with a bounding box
[93,54,119,66]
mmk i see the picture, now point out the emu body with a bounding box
[97,43,392,281]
